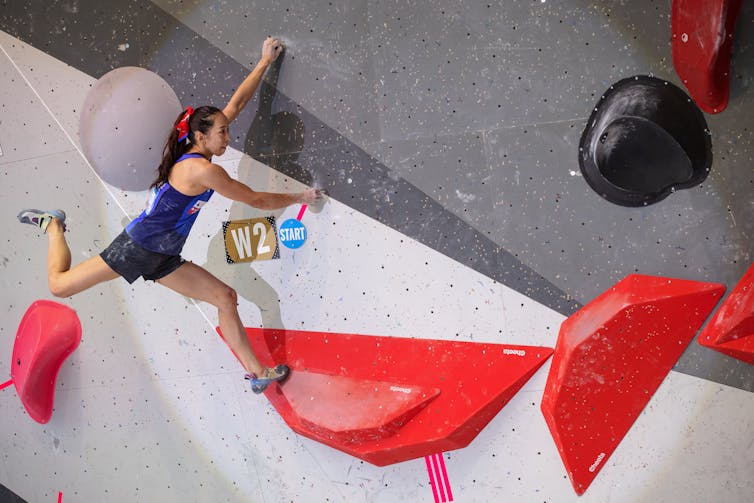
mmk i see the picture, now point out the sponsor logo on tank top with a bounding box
[187,200,207,215]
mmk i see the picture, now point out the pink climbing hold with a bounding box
[7,300,82,424]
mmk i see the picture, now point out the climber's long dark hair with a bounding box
[151,105,223,189]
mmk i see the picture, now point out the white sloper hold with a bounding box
[79,67,182,191]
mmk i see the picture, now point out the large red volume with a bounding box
[218,327,553,466]
[541,275,724,494]
[11,300,82,424]
[698,263,754,364]
[671,0,744,113]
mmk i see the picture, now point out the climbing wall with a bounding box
[1,1,754,502]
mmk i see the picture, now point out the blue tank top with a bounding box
[126,153,214,255]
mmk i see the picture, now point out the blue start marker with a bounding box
[278,218,307,249]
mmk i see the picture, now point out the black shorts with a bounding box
[100,230,185,284]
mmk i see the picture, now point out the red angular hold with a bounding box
[541,275,725,495]
[10,300,82,424]
[698,263,754,365]
[671,0,744,113]
[218,327,553,466]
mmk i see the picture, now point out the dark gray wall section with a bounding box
[0,483,27,503]
[2,1,754,391]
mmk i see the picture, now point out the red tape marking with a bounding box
[431,454,447,502]
[424,455,440,503]
[57,492,62,503]
[0,379,12,391]
[438,453,453,501]
[425,453,453,502]
[296,205,308,221]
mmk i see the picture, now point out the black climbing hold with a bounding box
[578,75,712,207]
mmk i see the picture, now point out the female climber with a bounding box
[17,37,319,394]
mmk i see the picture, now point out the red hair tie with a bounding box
[176,106,194,142]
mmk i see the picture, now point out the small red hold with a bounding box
[698,263,754,365]
[671,0,744,113]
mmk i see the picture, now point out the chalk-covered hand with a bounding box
[261,36,283,64]
[298,188,323,205]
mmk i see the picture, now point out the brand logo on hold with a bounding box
[588,452,606,473]
[187,200,207,215]
[503,348,526,357]
[390,386,412,394]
